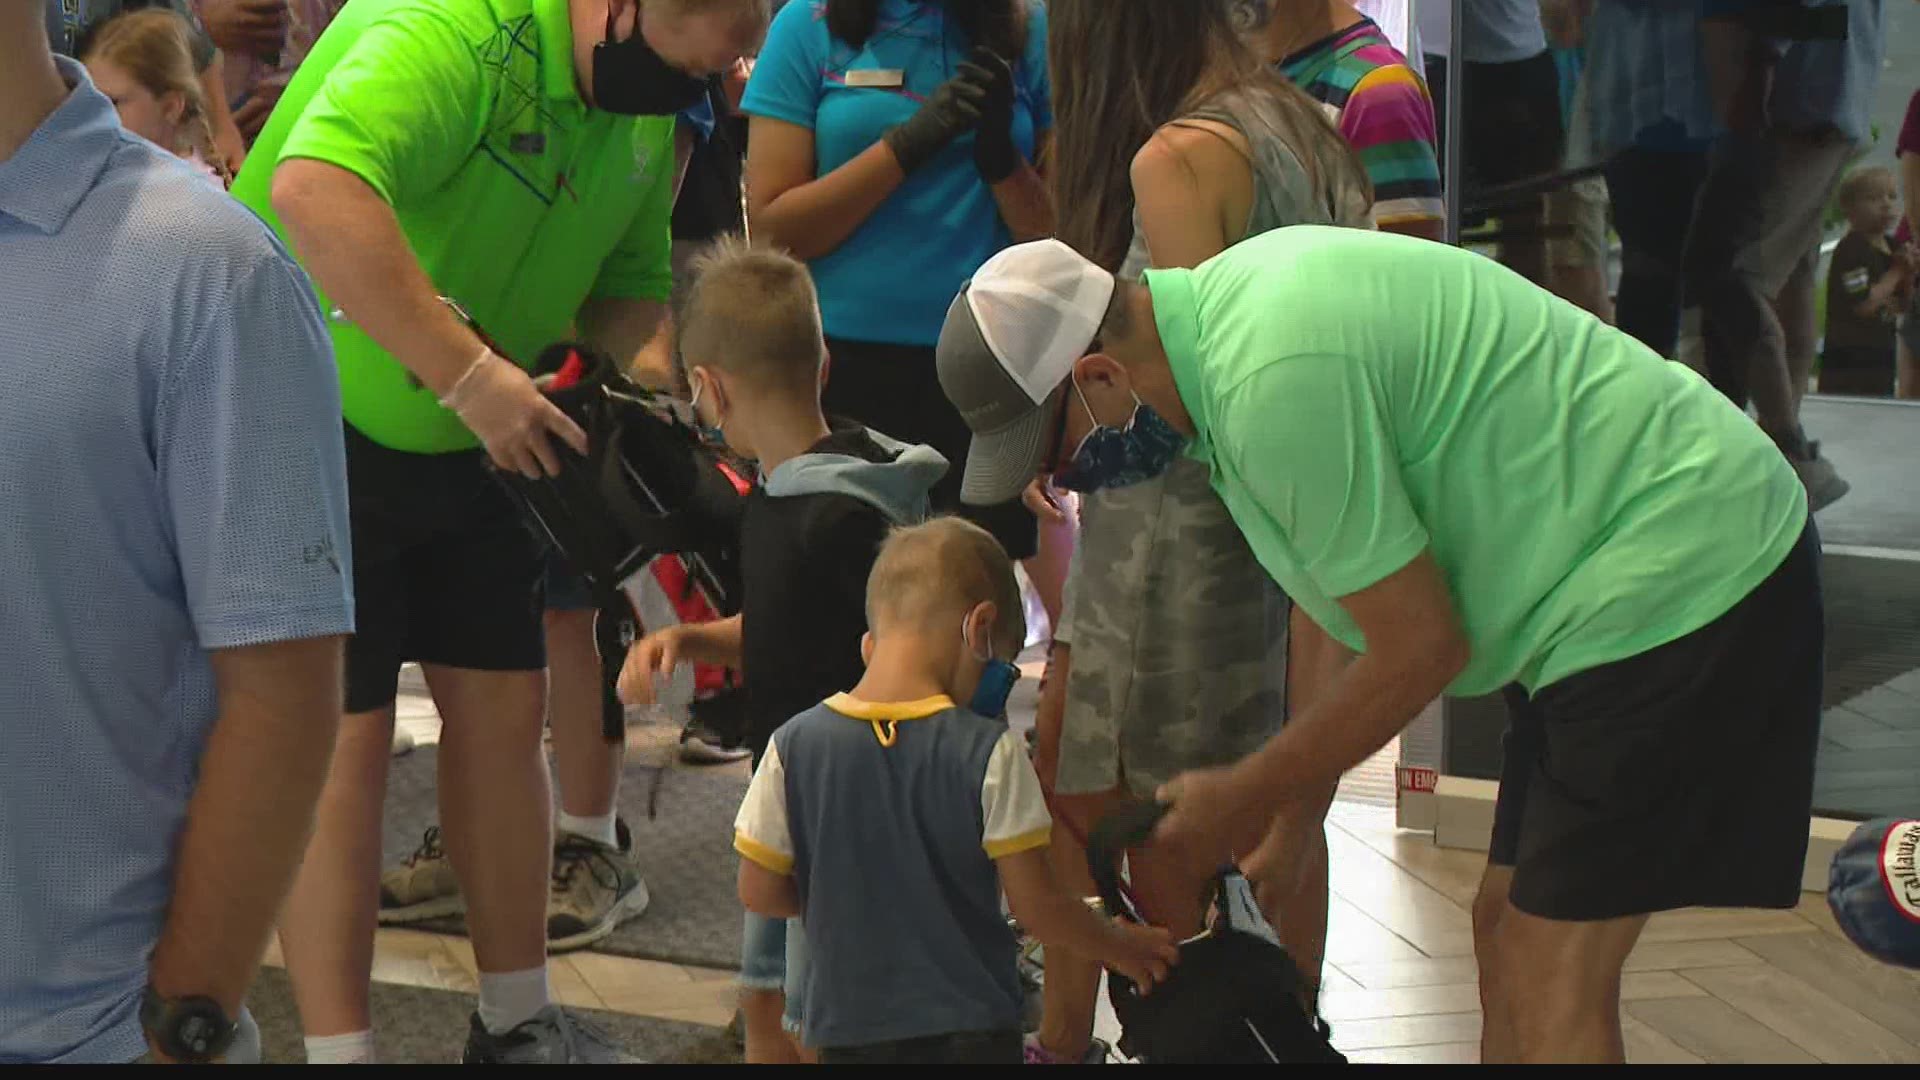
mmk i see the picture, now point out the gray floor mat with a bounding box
[247,967,739,1064]
[381,741,750,970]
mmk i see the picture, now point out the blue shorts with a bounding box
[740,912,809,1034]
[544,553,596,612]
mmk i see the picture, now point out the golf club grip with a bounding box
[1084,799,1170,923]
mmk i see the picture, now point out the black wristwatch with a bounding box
[140,987,237,1064]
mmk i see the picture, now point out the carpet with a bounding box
[381,737,751,970]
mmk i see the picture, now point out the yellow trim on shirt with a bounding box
[823,693,956,722]
[983,826,1052,860]
[734,832,795,875]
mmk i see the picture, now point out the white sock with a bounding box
[556,811,618,848]
[478,967,551,1035]
[303,1030,374,1065]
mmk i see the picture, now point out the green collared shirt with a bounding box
[1151,226,1807,694]
[231,0,676,453]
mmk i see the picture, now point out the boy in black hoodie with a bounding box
[618,237,946,1063]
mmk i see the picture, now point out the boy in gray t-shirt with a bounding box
[734,518,1179,1064]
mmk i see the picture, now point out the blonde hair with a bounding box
[866,517,1026,657]
[1837,164,1896,213]
[81,9,228,187]
[680,234,826,393]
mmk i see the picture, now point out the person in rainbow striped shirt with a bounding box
[1262,0,1447,240]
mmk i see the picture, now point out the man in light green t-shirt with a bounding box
[228,0,768,1063]
[936,231,1824,1064]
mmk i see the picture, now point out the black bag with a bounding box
[493,343,749,743]
[1086,801,1347,1065]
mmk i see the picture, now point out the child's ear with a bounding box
[968,601,998,655]
[819,345,832,391]
[161,91,187,127]
[860,631,874,667]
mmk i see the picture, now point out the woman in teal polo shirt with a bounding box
[741,0,1053,563]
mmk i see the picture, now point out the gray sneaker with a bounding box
[1793,452,1850,512]
[546,819,650,953]
[378,826,465,924]
[461,1006,640,1064]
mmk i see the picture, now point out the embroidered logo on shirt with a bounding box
[302,538,342,575]
[510,132,546,155]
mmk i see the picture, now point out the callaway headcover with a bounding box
[1829,818,1920,969]
[497,342,748,616]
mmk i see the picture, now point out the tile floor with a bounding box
[353,653,1920,1065]
[278,795,1920,1064]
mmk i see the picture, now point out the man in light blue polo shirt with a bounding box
[0,8,353,1064]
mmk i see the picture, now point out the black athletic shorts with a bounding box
[1490,521,1824,921]
[342,424,546,713]
[822,337,1039,560]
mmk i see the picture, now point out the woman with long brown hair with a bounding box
[1027,0,1370,1063]
[81,8,231,187]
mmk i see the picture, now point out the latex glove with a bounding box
[970,48,1019,184]
[441,351,589,479]
[882,61,991,175]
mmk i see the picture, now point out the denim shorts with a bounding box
[740,912,809,1034]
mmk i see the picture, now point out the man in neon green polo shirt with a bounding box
[230,0,768,1063]
[935,231,1824,1064]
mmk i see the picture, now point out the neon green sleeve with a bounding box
[276,10,489,208]
[1218,357,1430,600]
[589,119,678,303]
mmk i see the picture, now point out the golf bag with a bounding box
[493,343,750,745]
[1086,801,1347,1065]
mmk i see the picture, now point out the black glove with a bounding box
[882,62,992,175]
[970,48,1019,184]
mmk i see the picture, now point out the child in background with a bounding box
[733,517,1180,1065]
[1821,165,1911,397]
[81,8,230,187]
[617,238,948,1063]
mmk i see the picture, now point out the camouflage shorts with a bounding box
[1053,456,1288,798]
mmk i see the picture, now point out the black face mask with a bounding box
[591,6,710,116]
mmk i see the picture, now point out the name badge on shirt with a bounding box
[844,68,906,89]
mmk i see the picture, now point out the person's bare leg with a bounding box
[1552,262,1617,324]
[277,709,395,1037]
[1771,255,1818,415]
[546,609,621,823]
[1261,783,1339,1013]
[1473,864,1517,1064]
[1495,904,1650,1063]
[740,989,803,1065]
[1501,201,1551,287]
[425,666,552,977]
[1256,610,1349,1010]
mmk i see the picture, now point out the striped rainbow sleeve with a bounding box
[1340,64,1446,231]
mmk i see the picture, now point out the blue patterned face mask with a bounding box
[1052,383,1187,493]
